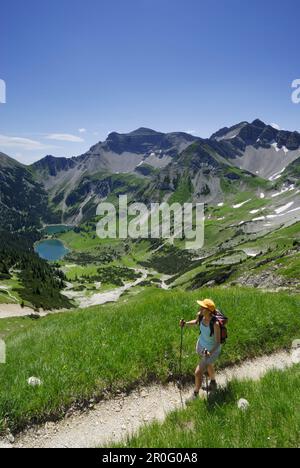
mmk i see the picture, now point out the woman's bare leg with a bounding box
[207,364,216,381]
[195,364,205,393]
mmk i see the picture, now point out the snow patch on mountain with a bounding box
[275,202,294,214]
[233,199,251,209]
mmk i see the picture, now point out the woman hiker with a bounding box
[180,298,222,400]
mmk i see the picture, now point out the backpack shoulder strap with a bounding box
[209,316,216,336]
[215,310,228,326]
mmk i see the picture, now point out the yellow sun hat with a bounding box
[197,298,216,313]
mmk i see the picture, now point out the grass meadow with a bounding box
[116,365,300,448]
[0,286,299,434]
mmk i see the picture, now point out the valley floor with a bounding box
[0,304,45,319]
[0,267,161,318]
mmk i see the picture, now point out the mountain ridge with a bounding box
[1,120,300,227]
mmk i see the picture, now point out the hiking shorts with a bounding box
[196,340,222,369]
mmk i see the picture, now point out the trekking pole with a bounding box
[179,320,184,377]
[178,319,184,407]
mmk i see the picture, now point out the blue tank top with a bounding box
[199,320,216,351]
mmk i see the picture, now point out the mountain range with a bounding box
[1,119,300,229]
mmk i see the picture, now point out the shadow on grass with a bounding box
[206,383,236,411]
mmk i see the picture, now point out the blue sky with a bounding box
[1,0,300,164]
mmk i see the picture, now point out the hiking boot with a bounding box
[185,391,199,404]
[208,380,217,392]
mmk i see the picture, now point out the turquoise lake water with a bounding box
[35,239,70,262]
[44,225,73,235]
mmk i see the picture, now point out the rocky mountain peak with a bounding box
[251,118,267,129]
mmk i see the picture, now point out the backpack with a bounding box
[199,309,228,344]
[210,310,228,344]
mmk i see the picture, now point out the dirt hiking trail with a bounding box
[1,350,295,448]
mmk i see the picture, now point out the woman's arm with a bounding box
[185,319,198,326]
[180,312,201,327]
[180,318,197,327]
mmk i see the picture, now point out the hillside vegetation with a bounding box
[0,287,299,433]
[0,231,72,310]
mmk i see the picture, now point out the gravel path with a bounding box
[63,269,148,308]
[4,350,295,449]
[0,304,45,319]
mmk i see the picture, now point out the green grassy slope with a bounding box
[0,287,299,433]
[116,365,300,448]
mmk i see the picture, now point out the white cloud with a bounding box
[0,134,55,151]
[78,128,87,133]
[270,123,280,130]
[46,133,84,142]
